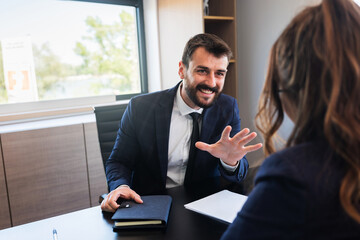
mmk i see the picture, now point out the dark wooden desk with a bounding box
[0,177,250,240]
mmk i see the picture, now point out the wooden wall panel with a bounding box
[83,122,107,206]
[1,124,90,226]
[0,139,11,230]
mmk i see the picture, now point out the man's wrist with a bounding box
[220,159,239,172]
[116,184,130,190]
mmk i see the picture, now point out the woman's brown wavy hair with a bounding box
[255,0,360,223]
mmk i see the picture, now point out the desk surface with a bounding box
[0,179,246,240]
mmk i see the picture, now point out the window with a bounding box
[0,0,147,113]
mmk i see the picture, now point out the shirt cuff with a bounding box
[220,159,239,172]
[116,184,130,190]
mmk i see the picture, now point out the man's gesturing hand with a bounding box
[101,185,143,213]
[195,126,262,166]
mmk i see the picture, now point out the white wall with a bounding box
[143,0,162,93]
[236,0,320,166]
[157,0,203,90]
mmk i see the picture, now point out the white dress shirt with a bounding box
[166,84,238,188]
[166,84,203,188]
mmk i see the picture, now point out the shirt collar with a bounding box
[176,83,203,116]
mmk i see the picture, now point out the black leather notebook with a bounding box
[112,195,172,230]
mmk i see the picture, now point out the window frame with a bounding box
[75,0,149,100]
[0,0,148,117]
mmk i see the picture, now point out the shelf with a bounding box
[203,0,237,99]
[205,0,235,17]
[203,16,234,21]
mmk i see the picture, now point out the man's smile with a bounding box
[196,84,219,96]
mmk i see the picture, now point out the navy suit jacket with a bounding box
[221,141,360,239]
[106,83,249,194]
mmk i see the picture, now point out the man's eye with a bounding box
[197,69,207,74]
[216,72,225,77]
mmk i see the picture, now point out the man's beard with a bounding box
[184,83,221,108]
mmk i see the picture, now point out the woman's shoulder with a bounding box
[255,141,331,184]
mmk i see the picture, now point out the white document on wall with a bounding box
[184,190,248,224]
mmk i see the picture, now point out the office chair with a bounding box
[93,103,128,202]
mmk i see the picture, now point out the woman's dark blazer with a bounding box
[221,141,360,240]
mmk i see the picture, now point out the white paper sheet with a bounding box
[184,190,248,223]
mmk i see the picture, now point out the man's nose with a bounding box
[205,72,216,87]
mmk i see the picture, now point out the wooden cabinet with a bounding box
[0,119,107,229]
[0,143,11,229]
[203,0,238,98]
[1,124,91,226]
[84,122,108,206]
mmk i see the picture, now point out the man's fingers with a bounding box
[232,128,250,142]
[238,132,258,146]
[244,143,263,153]
[220,126,232,140]
[130,191,143,204]
[119,188,143,204]
[101,187,143,212]
[232,129,263,154]
[195,141,211,152]
[101,194,119,213]
[100,199,109,212]
[106,202,118,212]
[108,193,121,211]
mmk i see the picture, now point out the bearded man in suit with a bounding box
[101,33,262,212]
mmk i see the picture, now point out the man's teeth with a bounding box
[200,89,213,94]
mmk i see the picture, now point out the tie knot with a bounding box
[189,112,201,121]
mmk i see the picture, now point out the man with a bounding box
[101,33,262,212]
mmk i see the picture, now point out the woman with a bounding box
[221,0,360,239]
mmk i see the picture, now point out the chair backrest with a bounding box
[94,103,128,170]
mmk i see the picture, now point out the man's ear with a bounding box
[178,61,185,79]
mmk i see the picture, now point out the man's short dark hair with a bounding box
[181,33,233,68]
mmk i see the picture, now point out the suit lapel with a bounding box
[200,103,219,143]
[155,84,179,184]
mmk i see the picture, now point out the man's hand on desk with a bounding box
[101,185,143,213]
[195,126,263,166]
